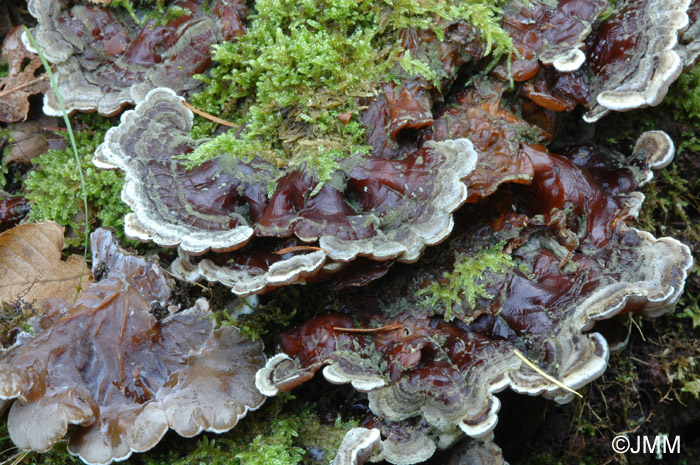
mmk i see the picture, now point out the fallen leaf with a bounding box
[0,26,50,123]
[2,116,58,164]
[0,221,91,304]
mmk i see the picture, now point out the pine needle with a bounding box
[513,348,583,398]
[182,100,238,127]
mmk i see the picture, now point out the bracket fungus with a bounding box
[583,0,693,121]
[5,0,697,463]
[0,229,265,464]
[496,0,700,122]
[22,0,247,116]
[256,131,693,464]
[502,0,609,73]
[95,87,478,295]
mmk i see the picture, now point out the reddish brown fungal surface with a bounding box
[0,229,265,464]
[0,196,29,232]
[95,88,478,295]
[431,78,545,202]
[502,0,609,72]
[23,0,248,116]
[496,0,700,122]
[582,0,692,121]
[257,134,693,464]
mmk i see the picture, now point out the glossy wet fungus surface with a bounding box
[0,229,265,465]
[3,0,699,463]
[23,0,247,116]
[95,88,479,295]
[257,130,692,464]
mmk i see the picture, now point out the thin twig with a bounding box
[0,74,48,98]
[182,100,238,127]
[275,246,326,254]
[513,348,583,398]
[333,323,403,333]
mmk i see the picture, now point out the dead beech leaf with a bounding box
[0,221,91,304]
[2,117,57,164]
[0,26,50,123]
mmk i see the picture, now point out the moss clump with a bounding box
[418,241,514,321]
[137,395,356,465]
[216,300,297,343]
[0,127,11,189]
[22,116,132,248]
[107,0,190,27]
[187,0,513,188]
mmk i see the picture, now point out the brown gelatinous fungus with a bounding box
[0,195,29,232]
[583,0,693,122]
[22,0,248,116]
[0,26,50,123]
[431,77,545,202]
[0,228,265,464]
[502,0,609,73]
[95,87,478,295]
[257,132,693,464]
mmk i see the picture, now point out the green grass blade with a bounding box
[23,26,90,302]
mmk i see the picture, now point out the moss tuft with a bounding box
[418,241,514,321]
[0,127,11,189]
[107,0,190,27]
[187,0,513,191]
[22,116,134,249]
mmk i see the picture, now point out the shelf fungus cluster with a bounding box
[6,0,698,464]
[0,229,265,465]
[257,130,693,464]
[95,87,479,295]
[22,0,247,116]
[503,0,700,123]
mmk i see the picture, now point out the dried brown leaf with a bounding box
[0,221,91,304]
[0,26,50,123]
[2,117,57,164]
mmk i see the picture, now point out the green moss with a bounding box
[217,302,297,343]
[22,116,134,248]
[137,395,356,465]
[0,59,8,78]
[235,416,305,465]
[187,0,513,191]
[418,241,514,321]
[0,127,11,189]
[107,0,190,27]
[598,0,616,21]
